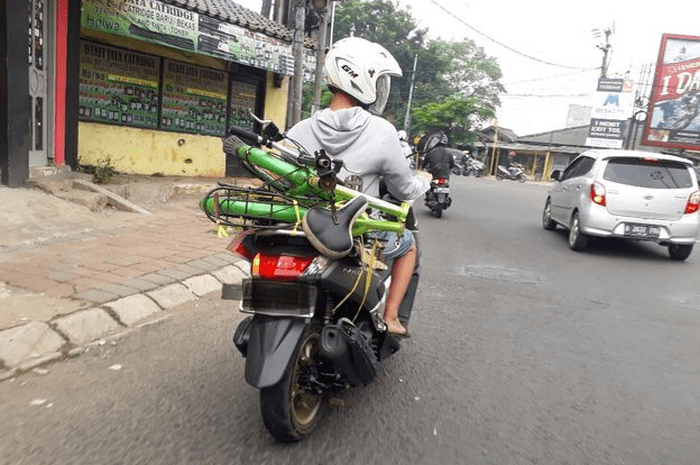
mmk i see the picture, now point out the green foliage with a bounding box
[91,158,116,184]
[412,96,495,145]
[332,0,504,146]
[301,82,333,119]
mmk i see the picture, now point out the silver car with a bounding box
[542,149,700,260]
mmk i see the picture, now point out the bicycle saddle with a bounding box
[303,195,368,258]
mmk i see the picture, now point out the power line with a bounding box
[503,92,593,98]
[502,69,598,86]
[426,0,599,71]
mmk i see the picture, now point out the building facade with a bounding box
[1,0,307,187]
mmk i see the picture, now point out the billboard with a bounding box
[586,77,634,148]
[643,34,700,151]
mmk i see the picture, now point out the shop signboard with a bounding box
[643,34,700,151]
[78,40,160,128]
[161,60,228,136]
[81,0,297,76]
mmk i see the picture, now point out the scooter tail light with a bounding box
[436,178,448,186]
[252,253,315,281]
[590,182,606,206]
[685,190,700,214]
[227,229,257,262]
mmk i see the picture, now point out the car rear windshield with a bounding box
[602,157,693,189]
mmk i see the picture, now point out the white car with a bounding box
[542,149,700,260]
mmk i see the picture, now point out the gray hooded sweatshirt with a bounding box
[287,107,429,201]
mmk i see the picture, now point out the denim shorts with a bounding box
[376,229,414,260]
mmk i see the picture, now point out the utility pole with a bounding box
[489,120,499,176]
[311,1,330,114]
[594,26,613,78]
[403,53,418,134]
[286,0,306,129]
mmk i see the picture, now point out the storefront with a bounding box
[1,0,305,186]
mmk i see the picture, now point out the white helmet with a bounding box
[324,37,402,115]
[397,130,407,141]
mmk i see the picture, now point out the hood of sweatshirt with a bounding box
[308,107,370,155]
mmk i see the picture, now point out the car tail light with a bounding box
[252,253,315,281]
[685,191,700,214]
[590,181,606,206]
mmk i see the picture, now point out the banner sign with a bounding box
[161,60,228,136]
[643,34,700,151]
[586,77,634,148]
[78,40,160,128]
[81,0,297,76]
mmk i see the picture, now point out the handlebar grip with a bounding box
[227,127,261,146]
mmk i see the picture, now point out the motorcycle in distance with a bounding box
[424,177,451,218]
[496,162,527,183]
[200,119,421,442]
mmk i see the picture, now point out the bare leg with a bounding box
[384,244,416,335]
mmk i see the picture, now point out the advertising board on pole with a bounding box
[643,34,700,151]
[585,77,634,149]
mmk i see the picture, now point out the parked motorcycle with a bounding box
[496,163,527,183]
[451,155,467,175]
[465,157,486,177]
[201,121,420,442]
[424,177,451,217]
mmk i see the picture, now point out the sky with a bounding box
[233,0,698,136]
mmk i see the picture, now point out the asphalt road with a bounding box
[2,177,700,465]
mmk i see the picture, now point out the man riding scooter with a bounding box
[419,131,456,217]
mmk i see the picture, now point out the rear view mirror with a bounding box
[550,170,561,181]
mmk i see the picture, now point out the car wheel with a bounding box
[668,244,693,261]
[568,211,588,251]
[542,198,556,230]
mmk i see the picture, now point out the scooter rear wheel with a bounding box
[260,324,324,442]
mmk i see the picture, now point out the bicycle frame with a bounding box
[200,143,411,236]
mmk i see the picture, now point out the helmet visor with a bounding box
[368,74,391,115]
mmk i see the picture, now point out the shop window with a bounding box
[229,80,259,131]
[78,40,263,137]
[161,59,228,136]
[78,41,160,128]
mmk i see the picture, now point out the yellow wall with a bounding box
[264,73,290,131]
[78,123,226,176]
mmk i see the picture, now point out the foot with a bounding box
[385,319,410,337]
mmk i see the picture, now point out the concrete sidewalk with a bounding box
[0,170,252,380]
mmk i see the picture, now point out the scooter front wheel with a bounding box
[259,324,324,442]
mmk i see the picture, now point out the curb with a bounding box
[0,261,249,381]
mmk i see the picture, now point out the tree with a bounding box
[412,40,504,145]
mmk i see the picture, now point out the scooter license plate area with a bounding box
[433,187,450,194]
[241,278,317,318]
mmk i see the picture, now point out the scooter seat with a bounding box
[303,195,368,258]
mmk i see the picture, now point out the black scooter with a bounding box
[424,177,451,217]
[206,124,421,442]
